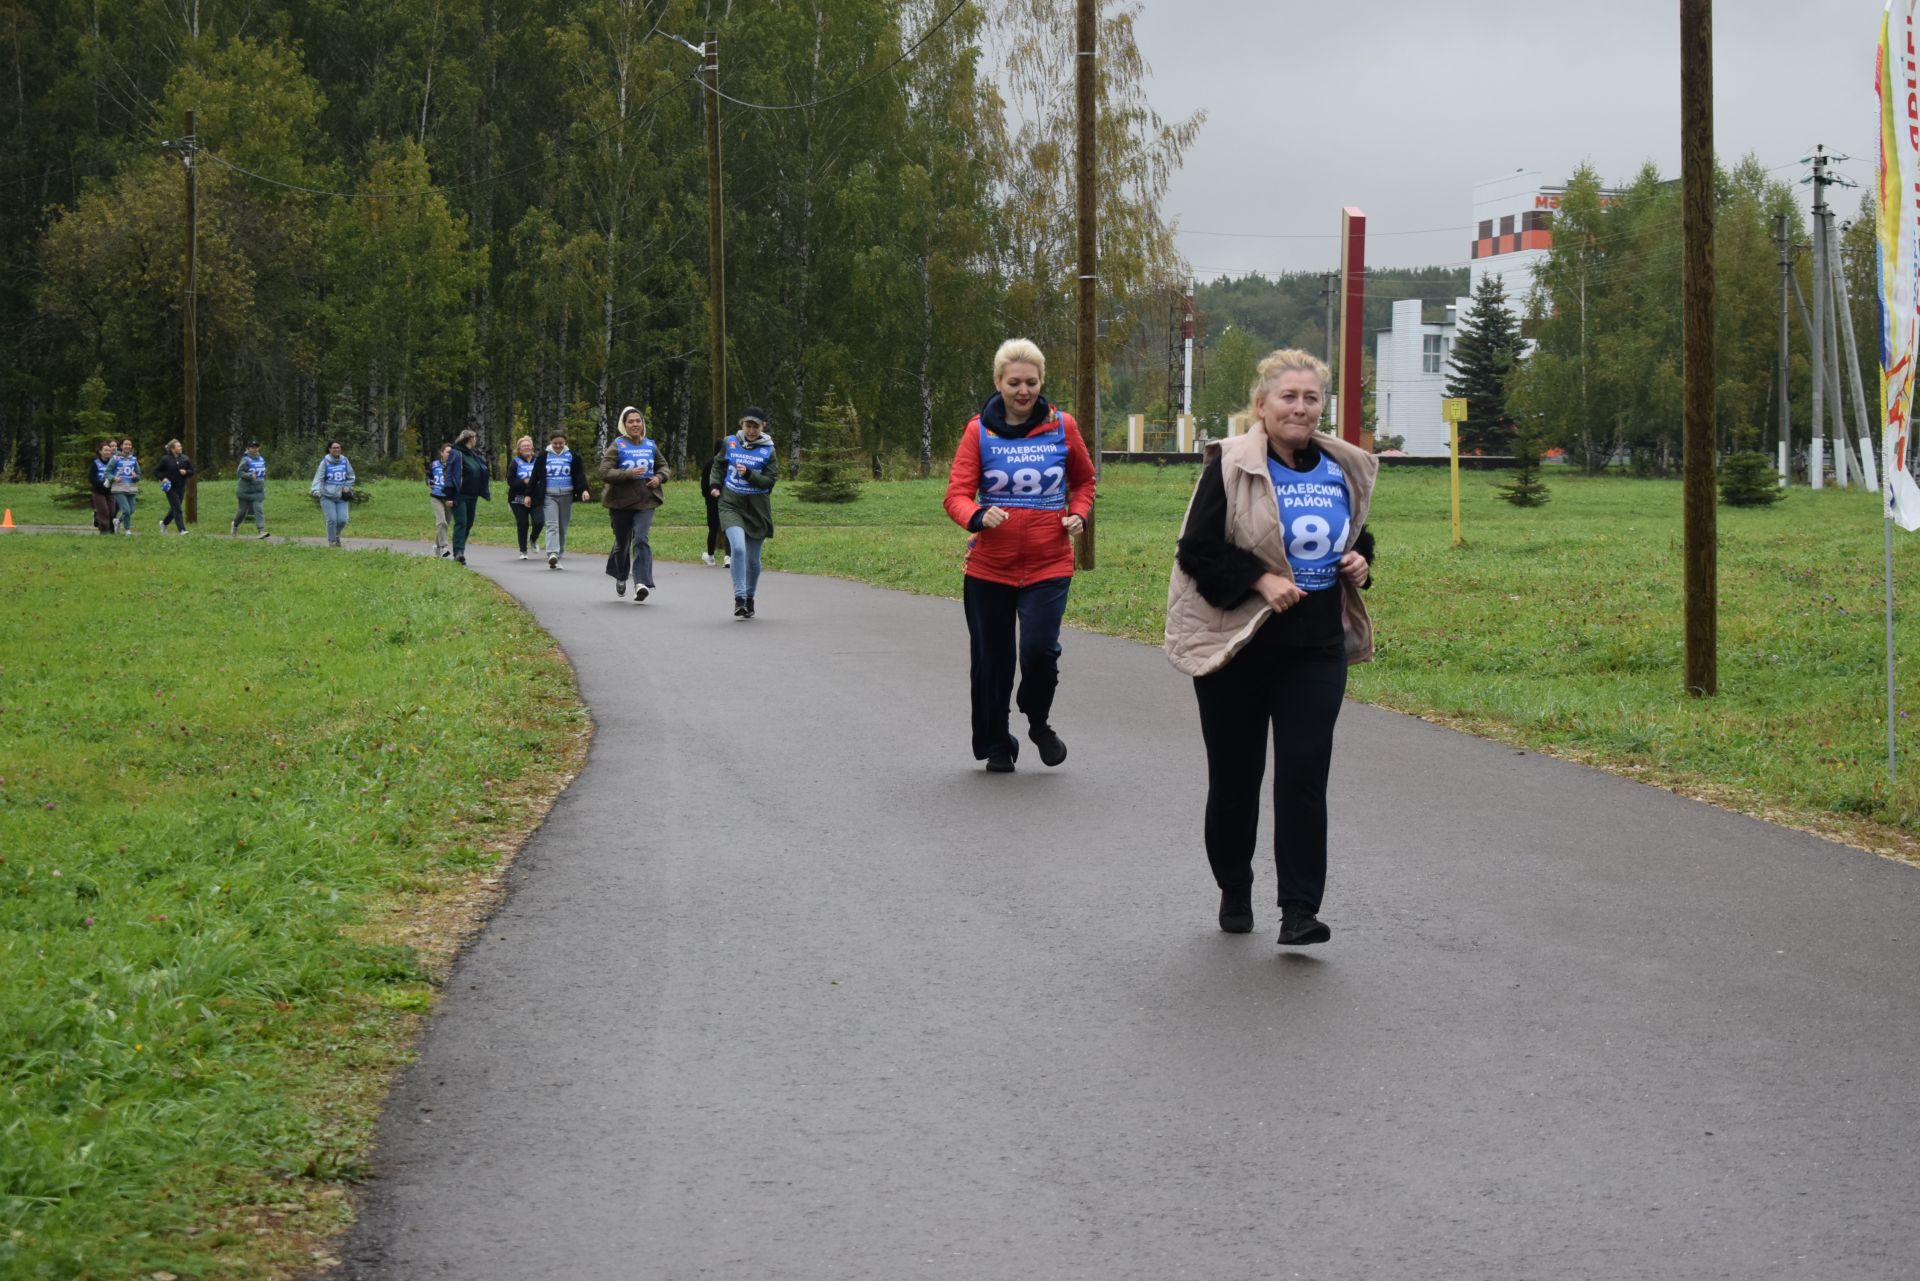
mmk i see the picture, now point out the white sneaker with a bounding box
[724,555,732,568]
[257,530,270,540]
[519,552,528,561]
[634,585,650,604]
[547,553,558,569]
[701,552,715,566]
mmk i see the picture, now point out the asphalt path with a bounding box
[321,542,1920,1281]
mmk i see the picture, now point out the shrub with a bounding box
[1720,451,1783,507]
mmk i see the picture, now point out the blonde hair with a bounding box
[516,435,534,451]
[1248,349,1332,417]
[992,338,1046,384]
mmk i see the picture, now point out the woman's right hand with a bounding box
[709,488,720,499]
[1253,571,1304,614]
[979,506,1009,530]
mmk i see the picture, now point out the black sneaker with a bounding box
[1219,887,1254,934]
[744,597,755,618]
[615,578,627,596]
[1277,904,1331,947]
[1029,724,1067,767]
[985,751,1015,774]
[733,596,747,618]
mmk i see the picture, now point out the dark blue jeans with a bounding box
[450,495,479,558]
[962,574,1070,760]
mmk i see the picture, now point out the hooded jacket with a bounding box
[310,453,356,500]
[234,452,268,500]
[708,429,777,539]
[942,392,1096,588]
[599,408,668,510]
[1165,428,1377,676]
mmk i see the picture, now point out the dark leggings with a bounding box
[450,495,479,558]
[511,500,544,552]
[1192,644,1348,912]
[705,492,722,556]
[962,574,1070,760]
[162,486,187,530]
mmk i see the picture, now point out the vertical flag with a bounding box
[1877,0,1920,528]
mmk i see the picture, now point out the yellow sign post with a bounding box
[1441,398,1468,548]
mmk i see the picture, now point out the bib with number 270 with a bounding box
[1267,451,1351,592]
[976,416,1069,512]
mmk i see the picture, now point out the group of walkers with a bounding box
[941,338,1377,950]
[71,337,1376,950]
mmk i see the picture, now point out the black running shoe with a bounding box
[1029,724,1067,767]
[1219,888,1254,934]
[1277,904,1332,946]
[733,596,747,618]
[985,751,1015,773]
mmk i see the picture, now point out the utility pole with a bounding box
[1680,0,1716,696]
[1807,146,1831,489]
[1833,221,1879,490]
[182,109,199,523]
[1823,206,1853,487]
[1074,0,1098,569]
[1775,213,1791,485]
[702,32,727,455]
[1320,270,1337,424]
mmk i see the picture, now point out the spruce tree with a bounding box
[1719,451,1783,507]
[795,392,865,504]
[1497,417,1552,507]
[1445,274,1527,454]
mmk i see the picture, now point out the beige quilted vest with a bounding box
[1164,429,1377,677]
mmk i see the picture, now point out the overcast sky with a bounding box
[1128,0,1880,280]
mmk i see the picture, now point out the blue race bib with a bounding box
[324,459,350,485]
[113,456,138,483]
[513,457,535,483]
[243,457,266,480]
[976,416,1069,511]
[429,460,445,494]
[545,450,573,482]
[723,435,773,495]
[93,459,109,484]
[615,438,657,477]
[1268,451,1352,592]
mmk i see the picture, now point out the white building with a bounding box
[1374,170,1567,454]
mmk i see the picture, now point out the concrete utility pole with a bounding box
[1775,212,1791,484]
[1681,0,1716,696]
[1824,207,1854,487]
[702,32,727,455]
[1808,146,1831,489]
[1074,0,1098,569]
[182,109,199,522]
[1833,222,1879,490]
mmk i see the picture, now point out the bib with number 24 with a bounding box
[976,416,1069,512]
[1268,451,1351,593]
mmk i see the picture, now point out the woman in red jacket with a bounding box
[944,338,1096,773]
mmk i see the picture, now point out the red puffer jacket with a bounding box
[943,409,1096,588]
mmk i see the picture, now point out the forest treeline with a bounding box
[0,0,1203,481]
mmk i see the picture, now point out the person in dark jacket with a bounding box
[443,428,491,565]
[707,407,778,618]
[598,406,666,602]
[232,440,269,538]
[88,440,117,534]
[506,434,547,560]
[942,339,1096,773]
[155,439,194,534]
[541,430,591,569]
[701,437,727,566]
[1166,348,1377,947]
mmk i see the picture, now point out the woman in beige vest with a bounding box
[1165,350,1377,946]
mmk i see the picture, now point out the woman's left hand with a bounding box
[1337,550,1369,589]
[1061,514,1084,536]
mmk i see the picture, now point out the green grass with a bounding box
[0,537,584,1278]
[11,466,1920,845]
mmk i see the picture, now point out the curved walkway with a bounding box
[283,544,1920,1279]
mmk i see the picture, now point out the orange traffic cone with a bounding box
[0,508,13,529]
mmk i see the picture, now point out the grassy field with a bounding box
[9,464,1916,850]
[0,537,587,1278]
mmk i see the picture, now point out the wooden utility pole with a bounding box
[1680,0,1716,696]
[702,32,727,452]
[183,108,199,523]
[1074,0,1097,569]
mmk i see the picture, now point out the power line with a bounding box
[703,0,971,113]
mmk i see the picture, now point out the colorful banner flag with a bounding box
[1876,0,1920,528]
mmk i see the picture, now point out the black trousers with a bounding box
[511,499,545,552]
[705,491,722,555]
[162,486,187,529]
[1192,644,1348,911]
[962,574,1070,760]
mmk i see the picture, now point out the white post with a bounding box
[1177,414,1195,453]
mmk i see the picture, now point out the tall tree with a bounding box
[1444,273,1524,454]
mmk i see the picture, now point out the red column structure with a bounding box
[1338,207,1367,446]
